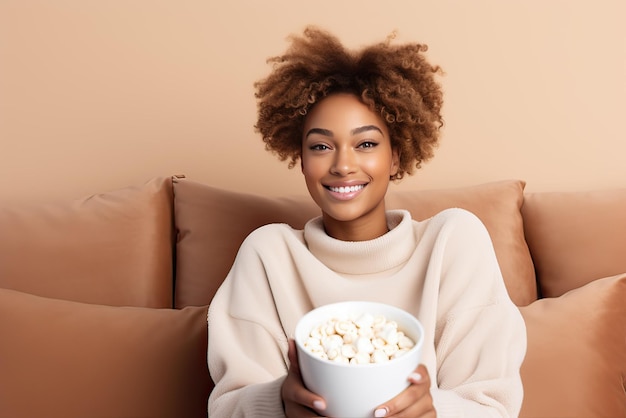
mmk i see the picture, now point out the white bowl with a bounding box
[294,301,424,418]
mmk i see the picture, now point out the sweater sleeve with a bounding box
[429,209,527,418]
[207,230,291,418]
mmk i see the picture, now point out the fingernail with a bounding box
[313,400,326,411]
[409,372,422,382]
[374,407,388,417]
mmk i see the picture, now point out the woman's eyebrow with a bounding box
[305,125,383,139]
[304,128,333,139]
[350,125,383,136]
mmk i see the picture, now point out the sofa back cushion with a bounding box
[0,177,174,307]
[0,288,210,418]
[385,180,536,306]
[173,177,320,309]
[173,178,536,307]
[522,188,626,298]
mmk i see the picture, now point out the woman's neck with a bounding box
[321,205,389,241]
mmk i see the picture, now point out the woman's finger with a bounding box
[374,364,436,418]
[282,339,327,417]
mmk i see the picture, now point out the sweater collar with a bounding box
[303,210,416,275]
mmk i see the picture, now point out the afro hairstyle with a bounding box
[254,26,444,180]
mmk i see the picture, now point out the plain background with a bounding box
[1,0,624,203]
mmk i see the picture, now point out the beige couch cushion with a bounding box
[519,272,626,417]
[0,288,210,418]
[522,188,626,298]
[386,180,535,306]
[0,177,174,307]
[173,177,319,308]
[174,178,535,307]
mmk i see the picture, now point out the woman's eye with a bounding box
[359,141,378,149]
[310,144,329,151]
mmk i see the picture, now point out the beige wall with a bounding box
[1,0,624,203]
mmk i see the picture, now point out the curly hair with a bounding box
[254,26,444,180]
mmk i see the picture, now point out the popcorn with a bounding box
[350,352,371,364]
[322,334,343,352]
[303,313,415,364]
[334,320,357,336]
[371,349,390,363]
[398,334,415,350]
[354,337,374,355]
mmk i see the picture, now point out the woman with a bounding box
[208,26,526,418]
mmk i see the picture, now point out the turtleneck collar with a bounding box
[303,210,416,275]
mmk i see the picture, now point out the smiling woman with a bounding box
[207,26,527,418]
[301,93,398,241]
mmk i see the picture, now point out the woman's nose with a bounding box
[330,148,357,176]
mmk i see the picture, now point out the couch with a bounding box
[1,175,624,418]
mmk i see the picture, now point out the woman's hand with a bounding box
[281,339,327,417]
[373,364,436,418]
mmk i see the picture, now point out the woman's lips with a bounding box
[324,184,366,200]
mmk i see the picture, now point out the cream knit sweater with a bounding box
[208,209,526,417]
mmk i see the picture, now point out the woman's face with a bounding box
[301,93,399,240]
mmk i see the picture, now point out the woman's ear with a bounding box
[390,148,400,177]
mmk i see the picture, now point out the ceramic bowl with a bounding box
[294,301,424,418]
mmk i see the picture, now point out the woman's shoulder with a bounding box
[423,207,482,226]
[240,222,305,248]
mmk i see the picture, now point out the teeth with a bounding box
[329,185,364,193]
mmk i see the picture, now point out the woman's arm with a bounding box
[431,209,527,417]
[207,231,292,418]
